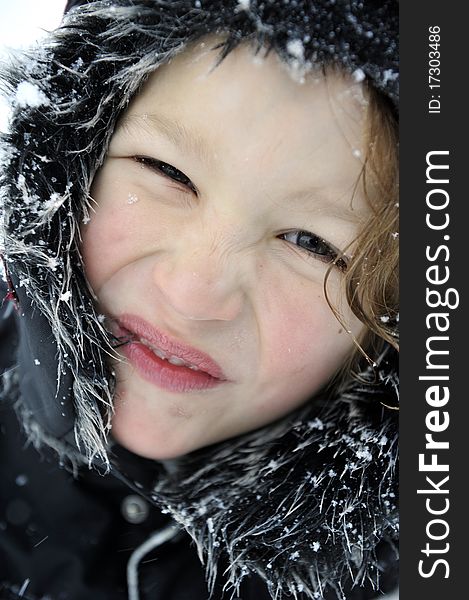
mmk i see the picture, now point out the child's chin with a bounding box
[110,413,200,460]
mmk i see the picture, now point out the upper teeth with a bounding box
[140,339,200,371]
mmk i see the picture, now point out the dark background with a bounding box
[400,2,466,598]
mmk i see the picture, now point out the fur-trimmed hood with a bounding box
[0,1,399,598]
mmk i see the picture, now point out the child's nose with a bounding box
[151,246,246,322]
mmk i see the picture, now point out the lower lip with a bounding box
[121,340,225,393]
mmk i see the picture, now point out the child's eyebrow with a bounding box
[279,190,366,224]
[118,112,366,224]
[118,112,214,169]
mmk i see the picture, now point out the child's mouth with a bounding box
[106,316,229,393]
[131,336,201,371]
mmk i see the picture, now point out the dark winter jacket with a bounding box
[0,1,399,599]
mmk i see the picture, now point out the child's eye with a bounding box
[134,155,198,194]
[279,230,348,271]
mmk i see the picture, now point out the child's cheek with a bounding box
[81,190,146,290]
[257,287,349,410]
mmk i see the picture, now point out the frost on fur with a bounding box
[148,357,398,599]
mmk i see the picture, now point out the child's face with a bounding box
[81,40,371,459]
